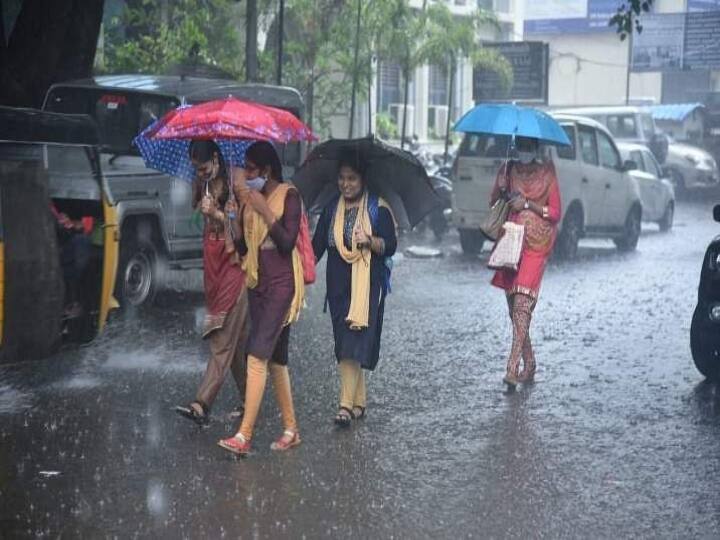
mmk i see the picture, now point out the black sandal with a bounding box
[352,406,366,420]
[175,401,208,425]
[334,407,354,427]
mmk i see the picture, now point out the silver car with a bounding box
[617,142,675,232]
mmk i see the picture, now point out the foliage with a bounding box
[375,112,399,140]
[609,0,655,40]
[102,0,243,77]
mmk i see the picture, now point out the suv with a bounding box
[43,75,306,307]
[451,114,643,259]
[690,205,720,380]
[554,106,719,192]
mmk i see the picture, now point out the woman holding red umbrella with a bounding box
[175,140,249,424]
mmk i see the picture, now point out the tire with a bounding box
[614,206,642,252]
[555,207,582,260]
[459,228,484,255]
[658,203,674,232]
[691,307,720,381]
[0,166,63,362]
[116,236,159,308]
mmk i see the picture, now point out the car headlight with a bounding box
[685,154,699,165]
[710,304,720,322]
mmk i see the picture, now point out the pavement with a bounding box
[1,193,719,539]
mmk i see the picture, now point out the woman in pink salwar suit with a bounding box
[490,136,562,388]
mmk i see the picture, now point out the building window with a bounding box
[429,65,448,106]
[378,61,403,112]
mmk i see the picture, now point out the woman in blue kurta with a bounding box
[312,155,397,426]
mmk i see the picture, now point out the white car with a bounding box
[617,142,675,231]
[450,114,643,259]
[663,139,719,192]
[554,105,719,191]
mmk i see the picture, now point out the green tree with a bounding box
[102,0,243,78]
[418,3,511,159]
[610,0,655,40]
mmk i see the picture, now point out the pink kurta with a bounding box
[490,161,562,299]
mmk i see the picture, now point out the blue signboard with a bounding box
[688,0,720,11]
[524,0,619,35]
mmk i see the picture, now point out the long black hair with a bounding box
[337,148,367,182]
[245,141,283,180]
[189,140,227,178]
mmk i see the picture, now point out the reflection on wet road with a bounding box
[1,197,720,538]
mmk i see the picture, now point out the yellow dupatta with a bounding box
[333,191,374,330]
[242,183,305,325]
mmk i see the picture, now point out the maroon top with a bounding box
[235,186,301,364]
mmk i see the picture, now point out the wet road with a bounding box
[2,195,720,538]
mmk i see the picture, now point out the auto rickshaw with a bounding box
[0,106,119,362]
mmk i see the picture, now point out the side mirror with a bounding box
[623,159,637,171]
[714,204,720,223]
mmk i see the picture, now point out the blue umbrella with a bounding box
[133,119,255,181]
[453,104,571,146]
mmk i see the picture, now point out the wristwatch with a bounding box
[523,199,530,210]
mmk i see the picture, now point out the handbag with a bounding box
[480,194,510,241]
[480,162,513,241]
[487,222,525,271]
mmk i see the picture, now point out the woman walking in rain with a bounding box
[312,151,397,426]
[491,136,561,388]
[218,141,304,454]
[175,140,249,424]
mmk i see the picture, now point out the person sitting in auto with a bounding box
[51,203,95,319]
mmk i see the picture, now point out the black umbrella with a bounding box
[292,135,441,229]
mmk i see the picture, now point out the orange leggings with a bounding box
[238,355,297,440]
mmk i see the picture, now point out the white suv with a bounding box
[450,114,643,259]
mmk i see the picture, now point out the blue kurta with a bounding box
[312,195,397,370]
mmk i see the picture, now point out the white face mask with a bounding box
[517,151,535,165]
[246,175,267,191]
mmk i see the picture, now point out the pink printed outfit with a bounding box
[489,160,561,382]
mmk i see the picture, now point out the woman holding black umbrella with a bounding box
[312,151,397,426]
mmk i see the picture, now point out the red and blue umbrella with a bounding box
[133,97,316,181]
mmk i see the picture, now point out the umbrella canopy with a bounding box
[146,96,316,143]
[292,136,441,229]
[133,120,254,181]
[454,104,571,147]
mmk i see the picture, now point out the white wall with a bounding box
[538,32,629,106]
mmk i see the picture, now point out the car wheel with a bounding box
[658,203,674,232]
[116,238,158,308]
[691,307,720,381]
[459,228,484,255]
[555,208,581,260]
[614,206,641,252]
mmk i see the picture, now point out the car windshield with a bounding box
[640,114,656,138]
[44,87,178,156]
[459,134,511,158]
[605,114,638,139]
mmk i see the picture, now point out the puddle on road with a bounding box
[0,383,33,414]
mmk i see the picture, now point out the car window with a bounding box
[459,134,511,158]
[629,149,645,172]
[640,114,656,138]
[578,126,598,165]
[46,144,100,200]
[557,125,576,160]
[597,130,621,170]
[605,114,638,139]
[45,87,178,155]
[643,150,662,178]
